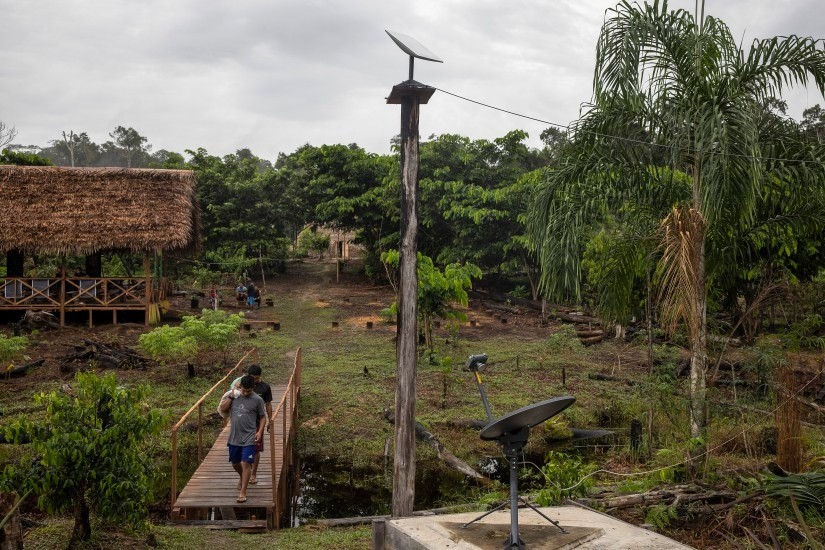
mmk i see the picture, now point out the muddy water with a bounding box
[294,431,618,523]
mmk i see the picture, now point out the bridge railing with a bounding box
[269,347,301,528]
[169,348,257,507]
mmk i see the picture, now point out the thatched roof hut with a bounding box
[0,166,199,255]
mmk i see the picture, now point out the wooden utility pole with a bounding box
[387,77,436,518]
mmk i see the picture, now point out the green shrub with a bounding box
[0,372,164,543]
[138,326,197,362]
[181,309,244,351]
[545,325,583,353]
[139,310,244,363]
[535,451,594,505]
[0,334,29,369]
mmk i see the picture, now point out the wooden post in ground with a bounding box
[59,260,66,327]
[144,255,151,326]
[387,77,436,518]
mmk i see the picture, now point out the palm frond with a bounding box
[657,207,704,341]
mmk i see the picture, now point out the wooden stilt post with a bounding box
[144,255,151,326]
[59,260,66,327]
[386,74,436,518]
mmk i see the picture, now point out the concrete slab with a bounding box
[380,506,694,549]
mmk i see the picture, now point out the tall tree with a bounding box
[61,130,77,167]
[109,126,150,168]
[529,0,825,470]
[0,121,17,149]
[800,104,825,143]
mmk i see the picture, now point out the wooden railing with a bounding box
[0,276,155,308]
[169,348,257,507]
[269,347,302,528]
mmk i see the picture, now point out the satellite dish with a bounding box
[385,30,443,63]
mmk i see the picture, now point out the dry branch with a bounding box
[588,373,636,386]
[60,340,150,371]
[383,408,490,485]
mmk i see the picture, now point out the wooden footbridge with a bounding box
[169,348,301,530]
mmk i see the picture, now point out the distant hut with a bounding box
[0,166,199,326]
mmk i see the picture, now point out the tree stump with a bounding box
[0,492,23,550]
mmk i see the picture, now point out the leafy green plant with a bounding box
[382,250,481,351]
[181,309,244,352]
[0,334,28,371]
[645,504,679,530]
[139,310,243,364]
[507,285,530,301]
[138,325,197,363]
[297,227,331,259]
[764,472,825,510]
[0,372,164,544]
[204,246,257,279]
[379,307,395,324]
[784,314,825,350]
[190,266,221,288]
[544,325,582,353]
[535,451,594,505]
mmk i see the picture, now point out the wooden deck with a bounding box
[170,349,301,530]
[0,275,165,326]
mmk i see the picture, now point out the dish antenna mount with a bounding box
[385,30,443,82]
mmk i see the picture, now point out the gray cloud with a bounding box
[1,0,823,159]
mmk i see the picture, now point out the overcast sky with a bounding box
[2,0,824,161]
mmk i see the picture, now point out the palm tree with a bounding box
[529,0,825,469]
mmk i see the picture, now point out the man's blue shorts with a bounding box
[228,444,256,464]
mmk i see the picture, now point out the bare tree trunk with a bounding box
[0,492,23,550]
[776,359,803,472]
[689,171,708,476]
[646,272,654,373]
[393,90,421,518]
[71,492,91,543]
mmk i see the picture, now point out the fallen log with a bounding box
[554,312,600,324]
[383,408,490,485]
[575,330,604,338]
[21,310,60,330]
[575,489,676,509]
[588,373,636,386]
[3,359,45,379]
[481,301,521,315]
[575,485,738,511]
[579,335,604,346]
[60,340,150,371]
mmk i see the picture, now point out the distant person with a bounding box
[246,281,256,308]
[209,286,220,310]
[253,287,262,309]
[219,375,266,503]
[236,282,247,302]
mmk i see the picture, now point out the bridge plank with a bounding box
[174,384,294,511]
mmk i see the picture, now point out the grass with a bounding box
[22,518,370,550]
[4,260,824,548]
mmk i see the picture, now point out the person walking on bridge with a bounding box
[219,374,266,503]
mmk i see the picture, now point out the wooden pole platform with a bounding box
[173,384,292,516]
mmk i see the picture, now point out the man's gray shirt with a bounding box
[228,392,266,446]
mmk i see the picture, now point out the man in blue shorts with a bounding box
[219,374,266,503]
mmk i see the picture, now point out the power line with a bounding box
[435,86,825,166]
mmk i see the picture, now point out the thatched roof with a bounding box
[0,166,200,255]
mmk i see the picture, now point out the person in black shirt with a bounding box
[245,364,273,484]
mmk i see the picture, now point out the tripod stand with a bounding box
[462,354,575,549]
